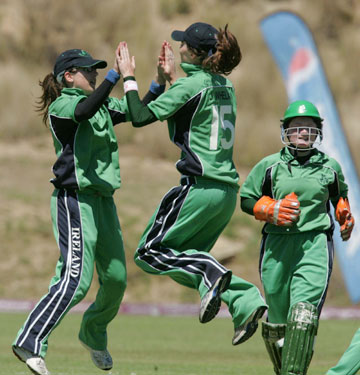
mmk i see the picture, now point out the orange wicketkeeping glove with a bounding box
[253,192,300,226]
[336,197,355,241]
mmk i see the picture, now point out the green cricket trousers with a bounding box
[259,231,334,323]
[134,176,266,327]
[13,189,127,357]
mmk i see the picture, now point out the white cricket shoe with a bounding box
[199,271,232,324]
[13,346,50,375]
[80,340,113,370]
[27,357,50,375]
[232,305,267,345]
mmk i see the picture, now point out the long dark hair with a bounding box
[188,24,242,75]
[35,73,63,126]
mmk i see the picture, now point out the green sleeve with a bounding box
[125,90,157,127]
[240,197,257,215]
[240,159,269,200]
[147,77,193,121]
[49,93,85,124]
[107,96,131,120]
[125,75,195,125]
[329,158,349,208]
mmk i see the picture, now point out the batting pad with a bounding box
[281,302,319,375]
[262,322,287,375]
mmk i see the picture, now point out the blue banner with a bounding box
[260,11,360,303]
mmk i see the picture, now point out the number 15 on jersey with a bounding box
[210,105,235,151]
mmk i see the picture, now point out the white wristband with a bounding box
[124,80,138,93]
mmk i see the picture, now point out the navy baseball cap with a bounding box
[171,22,219,51]
[53,49,107,82]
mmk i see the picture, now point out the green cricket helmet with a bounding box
[281,100,323,126]
[280,100,324,150]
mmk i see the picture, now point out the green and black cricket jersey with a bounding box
[240,147,348,234]
[48,87,130,194]
[147,63,239,188]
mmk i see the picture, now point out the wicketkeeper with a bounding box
[240,100,355,375]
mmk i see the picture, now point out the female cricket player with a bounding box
[117,22,267,346]
[326,327,360,375]
[240,100,355,375]
[12,45,168,375]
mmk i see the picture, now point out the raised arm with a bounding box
[74,43,122,122]
[117,41,158,127]
[158,41,176,85]
[141,41,170,105]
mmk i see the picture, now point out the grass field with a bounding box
[1,312,358,375]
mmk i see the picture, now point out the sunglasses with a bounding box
[68,66,96,74]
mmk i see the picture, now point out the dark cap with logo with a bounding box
[53,49,107,81]
[171,22,219,51]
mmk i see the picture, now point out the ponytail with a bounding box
[35,73,62,126]
[190,24,242,75]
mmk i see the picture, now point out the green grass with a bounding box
[2,312,358,375]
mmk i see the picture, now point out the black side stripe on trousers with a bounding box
[16,189,83,355]
[258,232,267,286]
[137,185,228,289]
[317,234,334,314]
[144,185,190,250]
[139,248,228,289]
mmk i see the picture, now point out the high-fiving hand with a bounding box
[158,41,176,85]
[116,42,136,78]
